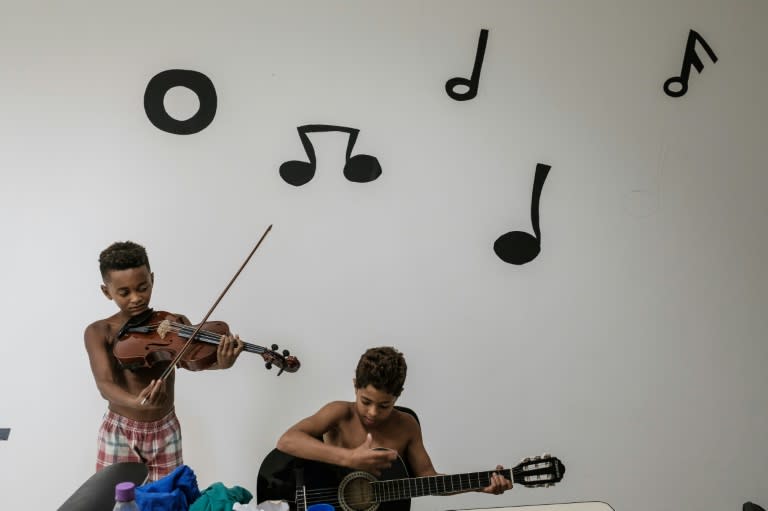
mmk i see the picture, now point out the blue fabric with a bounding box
[135,464,201,511]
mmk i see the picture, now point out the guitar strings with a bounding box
[300,462,559,508]
[301,467,525,502]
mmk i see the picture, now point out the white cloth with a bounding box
[234,500,291,511]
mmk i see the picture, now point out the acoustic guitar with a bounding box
[257,448,565,511]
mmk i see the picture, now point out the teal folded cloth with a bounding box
[188,482,252,511]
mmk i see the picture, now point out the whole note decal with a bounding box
[144,69,217,134]
[494,163,552,265]
[663,29,718,98]
[279,125,382,186]
[445,29,489,101]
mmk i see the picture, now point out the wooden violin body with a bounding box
[113,309,300,374]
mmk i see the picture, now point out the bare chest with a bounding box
[327,417,409,456]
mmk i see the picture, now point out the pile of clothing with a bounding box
[136,465,254,511]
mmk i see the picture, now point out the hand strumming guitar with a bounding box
[345,433,398,476]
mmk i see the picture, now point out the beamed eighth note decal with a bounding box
[279,125,382,186]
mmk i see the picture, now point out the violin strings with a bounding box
[142,320,267,354]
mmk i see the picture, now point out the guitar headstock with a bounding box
[261,343,301,375]
[512,454,565,488]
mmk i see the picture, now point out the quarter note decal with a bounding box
[279,125,382,187]
[445,29,489,101]
[663,29,718,98]
[144,69,217,134]
[494,163,552,265]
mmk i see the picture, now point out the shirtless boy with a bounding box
[277,346,512,494]
[84,241,244,480]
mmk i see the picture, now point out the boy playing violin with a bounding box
[84,241,245,481]
[276,346,512,495]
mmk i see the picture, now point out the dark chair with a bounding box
[58,462,148,511]
[394,405,419,476]
[395,405,419,425]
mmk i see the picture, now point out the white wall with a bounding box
[0,1,766,510]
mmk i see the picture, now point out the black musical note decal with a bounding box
[494,163,552,265]
[144,69,217,134]
[663,29,718,98]
[445,29,489,101]
[279,125,382,187]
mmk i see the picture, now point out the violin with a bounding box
[114,309,300,375]
[112,309,301,376]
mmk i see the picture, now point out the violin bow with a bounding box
[141,224,273,404]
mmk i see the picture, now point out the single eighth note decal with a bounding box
[494,163,552,265]
[663,29,718,98]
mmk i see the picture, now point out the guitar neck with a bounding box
[372,468,513,501]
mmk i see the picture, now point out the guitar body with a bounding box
[258,448,564,511]
[257,448,411,511]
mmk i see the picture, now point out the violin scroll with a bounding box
[263,343,301,375]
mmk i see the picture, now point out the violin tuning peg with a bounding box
[542,453,551,459]
[282,349,290,356]
[271,344,279,351]
[265,362,273,370]
[522,457,531,463]
[533,455,541,461]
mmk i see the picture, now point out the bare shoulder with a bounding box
[393,407,422,439]
[283,400,352,440]
[318,400,354,421]
[84,318,111,346]
[83,313,124,351]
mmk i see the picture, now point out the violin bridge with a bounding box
[157,319,171,339]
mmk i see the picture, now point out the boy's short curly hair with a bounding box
[355,346,407,397]
[99,241,151,279]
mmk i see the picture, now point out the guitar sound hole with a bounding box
[339,473,377,511]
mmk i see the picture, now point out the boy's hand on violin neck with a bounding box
[346,433,397,476]
[216,333,244,369]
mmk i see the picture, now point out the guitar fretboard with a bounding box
[372,469,513,501]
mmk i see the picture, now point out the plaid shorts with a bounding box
[96,409,183,482]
